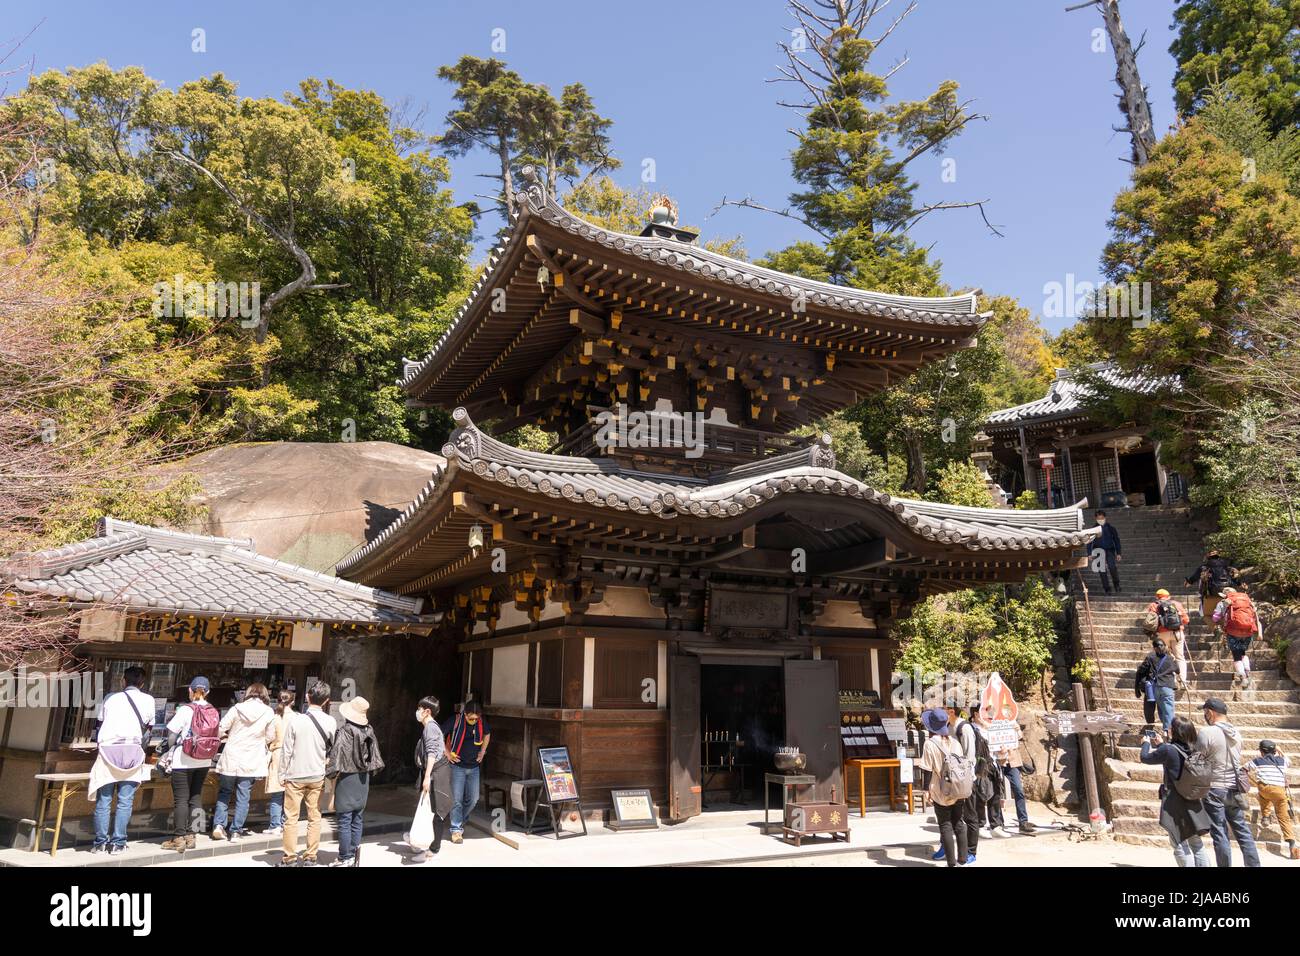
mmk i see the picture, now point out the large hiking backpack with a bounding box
[933,740,976,804]
[1172,742,1214,801]
[1222,593,1258,638]
[1156,599,1182,631]
[957,720,998,801]
[181,702,221,760]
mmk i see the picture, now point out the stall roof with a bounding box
[2,519,438,627]
[985,362,1178,429]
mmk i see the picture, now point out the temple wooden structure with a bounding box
[338,168,1099,819]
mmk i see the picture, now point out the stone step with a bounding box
[1105,705,1300,726]
[1113,747,1300,770]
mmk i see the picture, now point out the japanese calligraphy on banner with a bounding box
[127,614,293,649]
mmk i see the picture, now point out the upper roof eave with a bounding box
[398,167,988,400]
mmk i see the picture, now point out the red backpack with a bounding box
[182,702,221,760]
[1223,593,1258,638]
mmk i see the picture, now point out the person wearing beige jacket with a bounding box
[211,683,276,841]
[263,690,295,835]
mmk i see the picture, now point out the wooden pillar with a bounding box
[1112,445,1123,498]
[1018,426,1033,496]
[1088,454,1102,507]
[1062,445,1076,504]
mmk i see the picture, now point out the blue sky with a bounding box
[5,0,1180,333]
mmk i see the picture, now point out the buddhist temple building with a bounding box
[336,167,1101,819]
[982,362,1184,509]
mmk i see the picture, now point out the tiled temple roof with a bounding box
[987,362,1178,429]
[336,408,1100,581]
[3,519,436,626]
[398,167,987,397]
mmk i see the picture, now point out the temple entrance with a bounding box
[668,654,840,819]
[698,661,784,809]
[1120,449,1160,505]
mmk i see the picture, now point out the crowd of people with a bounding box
[917,704,1036,867]
[87,675,489,866]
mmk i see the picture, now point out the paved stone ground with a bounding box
[143,803,1297,869]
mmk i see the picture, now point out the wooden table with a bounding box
[842,758,914,816]
[33,772,91,857]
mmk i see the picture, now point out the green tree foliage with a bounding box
[1089,116,1300,473]
[1196,81,1300,195]
[3,65,474,451]
[930,460,993,508]
[1184,291,1300,593]
[1171,0,1300,132]
[894,579,1063,700]
[759,0,984,293]
[794,413,903,494]
[437,56,618,217]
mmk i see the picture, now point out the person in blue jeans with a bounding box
[1198,698,1261,867]
[446,701,491,844]
[1136,638,1179,733]
[88,666,155,854]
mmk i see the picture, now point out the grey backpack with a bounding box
[934,741,976,803]
[1173,742,1214,801]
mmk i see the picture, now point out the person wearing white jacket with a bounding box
[211,682,276,841]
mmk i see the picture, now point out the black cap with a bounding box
[1261,739,1278,753]
[1202,697,1228,715]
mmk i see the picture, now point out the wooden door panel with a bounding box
[784,659,841,801]
[668,655,702,820]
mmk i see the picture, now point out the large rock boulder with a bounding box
[161,441,443,571]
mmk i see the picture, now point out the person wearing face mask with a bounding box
[410,695,452,863]
[1197,697,1261,867]
[1093,510,1122,594]
[1137,637,1179,733]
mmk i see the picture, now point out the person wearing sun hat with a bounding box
[919,707,971,867]
[1146,588,1190,683]
[326,695,385,867]
[1212,586,1263,690]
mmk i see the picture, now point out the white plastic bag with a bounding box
[408,792,434,849]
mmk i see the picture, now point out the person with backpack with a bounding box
[1212,587,1262,691]
[1137,637,1179,733]
[211,682,276,842]
[277,680,336,867]
[1185,550,1239,620]
[87,666,155,854]
[949,705,994,864]
[160,676,220,853]
[445,699,491,845]
[1145,589,1189,683]
[918,707,972,867]
[1140,716,1213,866]
[1247,740,1297,860]
[262,690,295,837]
[411,695,453,864]
[1197,697,1261,867]
[327,696,385,867]
[1093,510,1123,594]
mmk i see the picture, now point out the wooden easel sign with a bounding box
[532,746,588,840]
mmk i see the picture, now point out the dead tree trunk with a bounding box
[1068,0,1157,166]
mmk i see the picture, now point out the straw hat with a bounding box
[338,696,370,726]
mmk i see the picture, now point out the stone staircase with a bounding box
[1071,506,1300,855]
